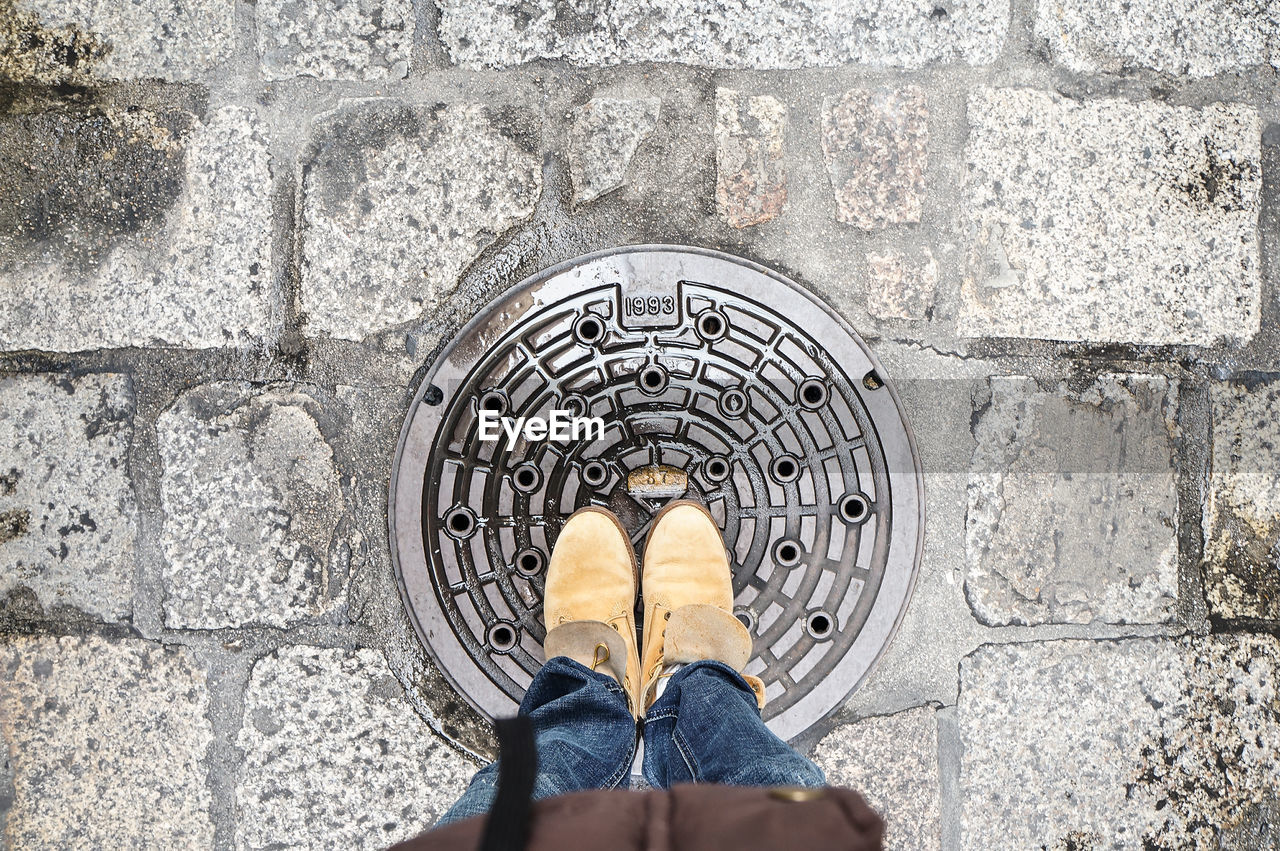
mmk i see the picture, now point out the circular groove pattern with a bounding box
[391,246,924,743]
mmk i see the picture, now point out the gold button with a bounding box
[611,622,619,631]
[767,787,825,803]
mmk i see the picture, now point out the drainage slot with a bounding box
[702,454,731,484]
[478,389,509,416]
[637,364,669,395]
[735,607,757,631]
[573,314,606,346]
[773,538,803,568]
[580,460,609,488]
[512,463,542,494]
[797,378,829,410]
[696,309,729,341]
[806,610,835,640]
[770,454,801,483]
[513,547,545,577]
[444,506,477,539]
[487,621,519,653]
[862,370,884,391]
[838,492,871,525]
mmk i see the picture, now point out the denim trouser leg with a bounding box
[642,660,825,788]
[436,656,637,826]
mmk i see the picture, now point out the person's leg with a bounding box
[641,660,824,787]
[635,501,823,788]
[437,655,636,825]
[439,506,645,826]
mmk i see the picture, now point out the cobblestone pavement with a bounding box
[2,1,1279,849]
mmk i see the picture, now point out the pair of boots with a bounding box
[542,500,766,717]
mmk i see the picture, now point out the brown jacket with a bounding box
[394,785,885,851]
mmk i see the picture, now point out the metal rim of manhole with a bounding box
[390,245,924,742]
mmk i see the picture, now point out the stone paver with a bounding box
[0,374,137,622]
[1204,376,1280,620]
[158,383,348,630]
[568,97,661,205]
[814,707,941,850]
[822,87,928,230]
[236,646,475,850]
[0,105,272,351]
[0,635,214,849]
[959,635,1280,849]
[301,100,542,341]
[436,0,1009,69]
[715,88,787,228]
[959,88,1261,346]
[4,0,233,82]
[966,374,1178,626]
[257,0,414,81]
[1035,0,1280,78]
[865,249,937,320]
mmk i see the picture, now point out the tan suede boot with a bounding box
[541,506,643,717]
[639,500,766,710]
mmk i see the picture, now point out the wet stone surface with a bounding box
[966,375,1179,626]
[568,96,661,205]
[157,383,350,630]
[959,88,1261,346]
[435,0,1009,69]
[300,100,542,341]
[715,88,787,228]
[822,87,928,231]
[865,249,937,321]
[0,635,214,848]
[0,373,137,623]
[958,635,1280,850]
[1204,375,1280,621]
[5,0,233,82]
[814,706,941,850]
[236,646,475,850]
[1035,0,1280,78]
[0,104,273,351]
[256,0,414,81]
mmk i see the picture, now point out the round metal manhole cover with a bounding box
[391,246,924,742]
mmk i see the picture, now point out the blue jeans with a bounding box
[438,657,824,825]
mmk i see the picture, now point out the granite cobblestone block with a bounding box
[0,105,273,351]
[568,97,661,205]
[1035,0,1280,78]
[822,87,928,231]
[257,0,414,81]
[436,0,1009,69]
[959,636,1280,849]
[1204,376,1280,620]
[157,382,350,629]
[236,646,475,850]
[959,88,1261,346]
[3,0,233,82]
[0,635,215,849]
[300,100,541,341]
[814,707,941,850]
[0,373,137,622]
[715,88,787,228]
[966,374,1179,626]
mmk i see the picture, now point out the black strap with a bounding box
[479,716,537,851]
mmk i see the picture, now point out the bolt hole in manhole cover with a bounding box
[391,246,924,742]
